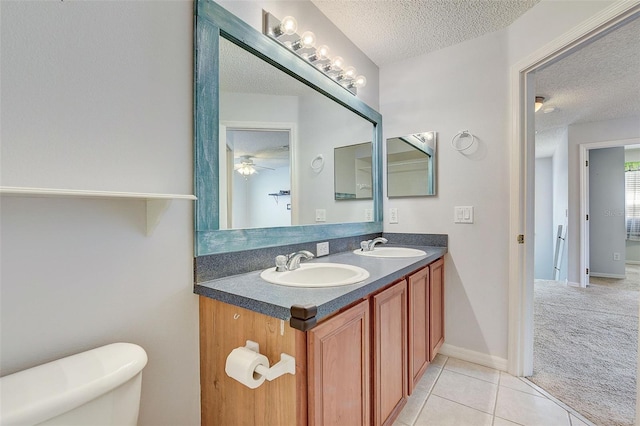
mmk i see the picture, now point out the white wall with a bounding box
[380,0,619,361]
[567,116,640,283]
[535,158,554,279]
[589,147,626,276]
[296,93,373,224]
[220,92,299,124]
[1,2,199,425]
[380,29,511,358]
[233,166,291,228]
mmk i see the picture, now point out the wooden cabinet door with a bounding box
[407,266,429,394]
[373,280,408,426]
[429,258,445,360]
[308,299,370,426]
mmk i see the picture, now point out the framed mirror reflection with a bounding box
[194,0,383,255]
[387,132,437,197]
[218,37,374,230]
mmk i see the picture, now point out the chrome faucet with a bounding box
[276,250,314,271]
[362,237,388,251]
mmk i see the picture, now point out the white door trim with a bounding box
[508,1,640,377]
[579,138,640,287]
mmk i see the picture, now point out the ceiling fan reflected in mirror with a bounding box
[234,155,275,177]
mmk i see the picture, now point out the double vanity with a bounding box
[195,241,446,425]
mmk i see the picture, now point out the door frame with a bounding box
[508,2,640,377]
[219,120,297,228]
[580,138,640,287]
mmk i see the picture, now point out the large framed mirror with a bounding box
[195,0,383,255]
[387,132,437,197]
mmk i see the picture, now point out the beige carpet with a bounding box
[529,265,639,426]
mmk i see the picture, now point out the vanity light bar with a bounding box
[262,11,367,96]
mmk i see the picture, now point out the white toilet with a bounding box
[0,342,148,426]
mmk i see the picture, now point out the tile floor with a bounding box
[393,355,595,426]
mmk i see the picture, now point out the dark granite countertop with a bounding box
[194,244,447,327]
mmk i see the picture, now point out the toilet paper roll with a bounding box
[225,347,270,389]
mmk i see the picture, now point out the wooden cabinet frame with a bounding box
[373,280,408,426]
[199,257,444,426]
[308,300,371,426]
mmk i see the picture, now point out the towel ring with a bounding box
[311,154,324,172]
[451,130,476,152]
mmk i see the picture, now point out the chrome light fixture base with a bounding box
[262,11,366,96]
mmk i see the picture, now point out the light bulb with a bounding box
[237,165,257,176]
[280,16,298,35]
[315,45,330,60]
[317,45,330,59]
[353,75,367,88]
[307,45,330,62]
[292,31,316,51]
[300,31,316,48]
[331,56,344,70]
[343,66,357,79]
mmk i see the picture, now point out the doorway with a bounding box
[508,1,640,378]
[219,121,296,230]
[531,140,640,425]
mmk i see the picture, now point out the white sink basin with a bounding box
[260,263,370,287]
[353,247,427,258]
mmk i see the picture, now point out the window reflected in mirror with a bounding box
[387,132,437,197]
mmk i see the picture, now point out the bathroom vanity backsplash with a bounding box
[194,232,447,283]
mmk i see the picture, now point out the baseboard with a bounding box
[438,343,508,372]
[590,272,626,279]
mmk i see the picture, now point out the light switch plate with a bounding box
[454,206,474,223]
[364,208,373,221]
[315,209,326,222]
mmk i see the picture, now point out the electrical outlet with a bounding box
[315,209,326,222]
[613,252,621,261]
[389,208,399,224]
[317,242,329,257]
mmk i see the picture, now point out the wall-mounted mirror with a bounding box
[334,142,373,200]
[194,1,383,255]
[387,132,437,197]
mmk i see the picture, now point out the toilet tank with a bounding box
[0,342,148,426]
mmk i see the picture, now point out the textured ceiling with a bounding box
[311,0,540,66]
[311,1,639,157]
[534,16,640,134]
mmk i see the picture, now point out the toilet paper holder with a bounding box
[227,340,295,386]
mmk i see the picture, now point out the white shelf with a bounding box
[0,186,197,235]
